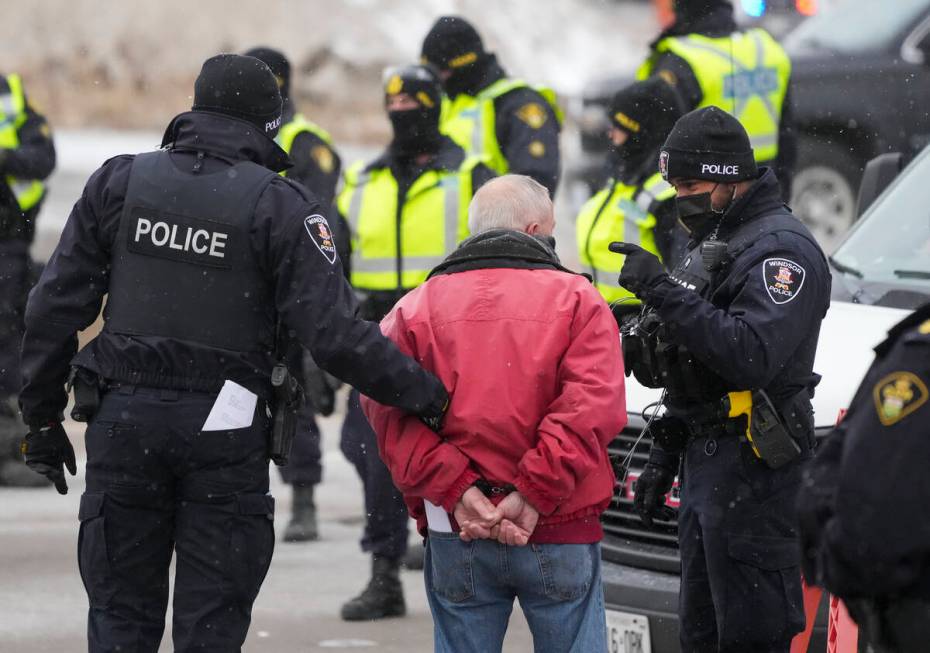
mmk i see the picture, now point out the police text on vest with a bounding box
[134,217,228,259]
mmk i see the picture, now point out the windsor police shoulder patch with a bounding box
[763,258,805,304]
[304,214,337,264]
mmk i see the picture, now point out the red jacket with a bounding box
[361,259,626,543]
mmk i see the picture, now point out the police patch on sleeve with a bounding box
[873,371,928,426]
[516,103,547,129]
[763,258,805,304]
[304,214,337,264]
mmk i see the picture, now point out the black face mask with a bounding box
[389,107,441,158]
[676,184,734,236]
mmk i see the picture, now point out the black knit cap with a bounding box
[608,77,683,139]
[244,46,291,99]
[192,54,283,137]
[421,16,485,71]
[674,0,733,23]
[383,64,442,110]
[659,106,757,183]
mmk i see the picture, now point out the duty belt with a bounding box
[668,400,746,440]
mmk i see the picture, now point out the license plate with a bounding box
[606,609,651,653]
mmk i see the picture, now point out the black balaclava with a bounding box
[192,54,283,137]
[244,46,291,100]
[384,64,443,159]
[421,16,495,98]
[658,0,737,42]
[606,78,685,183]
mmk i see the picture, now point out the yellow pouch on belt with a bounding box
[726,390,801,469]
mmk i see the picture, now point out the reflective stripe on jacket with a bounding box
[0,74,45,211]
[440,78,561,174]
[336,157,481,290]
[276,114,333,156]
[576,172,674,304]
[638,29,790,162]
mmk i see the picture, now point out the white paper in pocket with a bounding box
[202,380,257,431]
[424,499,453,533]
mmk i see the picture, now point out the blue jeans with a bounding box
[425,532,607,653]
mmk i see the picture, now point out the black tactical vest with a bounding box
[655,212,825,402]
[105,151,276,352]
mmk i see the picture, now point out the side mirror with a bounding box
[855,152,904,219]
[903,23,930,65]
[917,31,930,65]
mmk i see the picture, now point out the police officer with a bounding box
[336,64,494,621]
[798,304,930,652]
[18,54,449,652]
[0,71,55,487]
[420,16,561,196]
[638,0,795,190]
[245,46,344,543]
[576,77,686,316]
[613,107,829,652]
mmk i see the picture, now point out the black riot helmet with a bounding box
[382,64,443,158]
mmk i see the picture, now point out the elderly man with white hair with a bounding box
[362,174,627,653]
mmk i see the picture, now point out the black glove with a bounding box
[302,351,339,417]
[633,461,677,529]
[420,386,450,433]
[21,422,76,495]
[609,242,669,298]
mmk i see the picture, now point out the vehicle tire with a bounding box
[790,137,862,253]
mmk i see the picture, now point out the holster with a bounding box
[269,363,304,466]
[726,390,801,469]
[69,367,101,423]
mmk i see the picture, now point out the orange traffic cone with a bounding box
[827,595,859,653]
[790,578,823,653]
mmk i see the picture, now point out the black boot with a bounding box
[283,485,318,542]
[340,555,406,621]
[401,541,425,570]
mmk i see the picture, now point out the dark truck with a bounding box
[601,142,930,652]
[571,0,930,252]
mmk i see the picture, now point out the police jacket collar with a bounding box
[876,302,930,356]
[713,167,786,240]
[160,111,293,173]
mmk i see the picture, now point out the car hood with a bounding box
[623,301,910,428]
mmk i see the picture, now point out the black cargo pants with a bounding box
[0,240,30,397]
[79,385,274,652]
[340,388,408,560]
[677,434,807,653]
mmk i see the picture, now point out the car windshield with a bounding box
[832,147,930,289]
[784,0,929,54]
